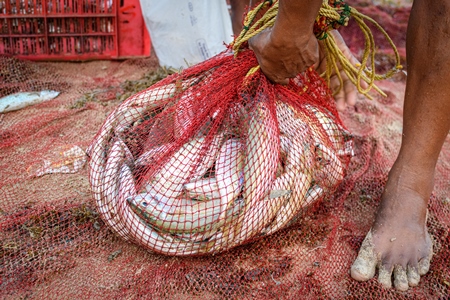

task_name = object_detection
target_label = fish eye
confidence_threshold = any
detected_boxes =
[141,201,148,207]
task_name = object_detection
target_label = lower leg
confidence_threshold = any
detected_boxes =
[351,0,450,291]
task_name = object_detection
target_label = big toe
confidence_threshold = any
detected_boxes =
[351,231,377,281]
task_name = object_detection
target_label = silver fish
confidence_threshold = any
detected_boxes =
[135,143,174,166]
[128,191,233,234]
[231,171,294,246]
[221,100,279,247]
[0,90,60,113]
[305,104,351,154]
[184,177,221,201]
[314,143,344,188]
[117,164,203,255]
[150,136,211,198]
[215,138,245,221]
[101,139,133,240]
[303,185,324,207]
[264,170,312,236]
[174,92,196,139]
[191,133,224,179]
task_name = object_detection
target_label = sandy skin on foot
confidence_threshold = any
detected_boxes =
[350,228,433,291]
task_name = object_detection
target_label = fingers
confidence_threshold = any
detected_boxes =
[323,30,370,109]
[249,27,320,85]
[248,34,293,85]
[328,69,358,111]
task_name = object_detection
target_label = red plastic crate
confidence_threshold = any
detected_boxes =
[0,0,151,60]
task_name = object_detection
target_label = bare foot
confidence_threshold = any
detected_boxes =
[350,163,434,291]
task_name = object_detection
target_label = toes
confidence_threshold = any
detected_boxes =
[393,265,409,291]
[418,255,431,275]
[351,255,377,281]
[350,231,377,281]
[407,265,420,287]
[418,231,433,275]
[377,264,393,289]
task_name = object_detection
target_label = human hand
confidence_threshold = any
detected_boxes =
[316,30,367,111]
[248,28,319,85]
[250,27,365,111]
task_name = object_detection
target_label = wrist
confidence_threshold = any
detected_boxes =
[270,0,322,49]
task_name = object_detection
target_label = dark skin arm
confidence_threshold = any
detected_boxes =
[249,0,322,84]
[249,1,362,110]
[230,0,250,36]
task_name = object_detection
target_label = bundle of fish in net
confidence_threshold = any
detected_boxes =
[87,54,352,255]
[87,0,401,255]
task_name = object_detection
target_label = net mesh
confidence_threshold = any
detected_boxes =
[1,1,449,299]
[87,47,352,256]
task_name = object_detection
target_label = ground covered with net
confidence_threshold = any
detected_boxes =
[1,1,449,299]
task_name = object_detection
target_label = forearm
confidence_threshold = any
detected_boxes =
[271,0,323,44]
[248,0,323,83]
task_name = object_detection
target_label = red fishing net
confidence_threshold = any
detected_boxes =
[87,48,352,256]
[1,0,449,299]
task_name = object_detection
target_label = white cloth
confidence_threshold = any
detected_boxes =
[140,0,233,69]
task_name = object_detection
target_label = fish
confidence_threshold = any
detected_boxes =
[88,123,115,232]
[305,104,351,153]
[135,143,174,166]
[174,92,197,139]
[276,102,304,138]
[114,106,147,135]
[314,143,345,188]
[128,192,233,234]
[101,139,134,240]
[114,83,178,134]
[190,133,224,179]
[242,100,279,209]
[220,99,279,247]
[206,173,293,252]
[283,104,330,149]
[149,136,212,198]
[184,177,219,195]
[172,197,245,244]
[0,90,60,113]
[117,163,203,256]
[263,170,312,236]
[230,171,295,246]
[276,103,315,172]
[215,138,245,221]
[184,177,221,201]
[303,185,324,207]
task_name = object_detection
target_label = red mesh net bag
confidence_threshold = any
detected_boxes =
[87,2,357,256]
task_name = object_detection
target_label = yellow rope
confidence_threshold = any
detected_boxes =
[232,0,402,99]
[232,1,279,55]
